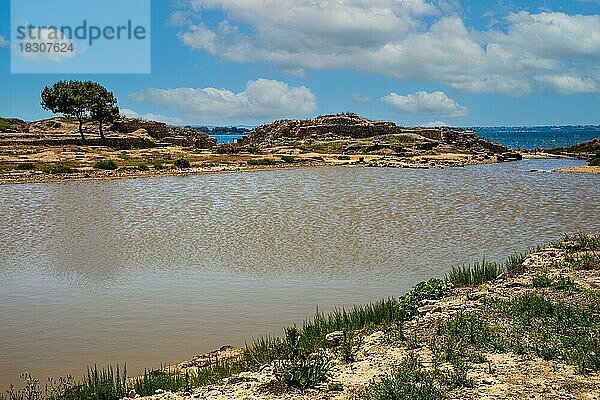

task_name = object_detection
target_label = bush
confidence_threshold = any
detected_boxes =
[174,158,191,169]
[151,160,171,170]
[137,162,149,171]
[279,155,296,163]
[15,162,36,171]
[247,158,277,166]
[274,352,331,391]
[363,353,444,400]
[42,164,75,174]
[588,151,600,166]
[93,160,118,170]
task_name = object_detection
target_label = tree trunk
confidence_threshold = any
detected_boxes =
[99,118,105,139]
[78,118,86,143]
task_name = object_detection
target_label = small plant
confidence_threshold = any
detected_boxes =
[383,323,405,344]
[363,353,444,400]
[247,158,277,166]
[274,351,332,391]
[444,358,474,388]
[2,373,41,400]
[335,331,362,363]
[533,273,578,291]
[279,155,296,163]
[564,252,600,270]
[532,272,553,288]
[15,162,36,171]
[552,275,578,291]
[93,160,118,170]
[137,162,149,171]
[174,158,191,169]
[436,312,494,363]
[150,159,172,170]
[41,164,75,174]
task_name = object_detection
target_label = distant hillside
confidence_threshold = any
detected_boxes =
[240,113,509,156]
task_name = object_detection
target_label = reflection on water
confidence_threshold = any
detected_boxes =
[0,158,599,387]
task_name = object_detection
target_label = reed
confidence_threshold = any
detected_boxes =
[446,258,500,287]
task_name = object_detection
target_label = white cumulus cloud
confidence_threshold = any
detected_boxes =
[129,78,317,124]
[120,108,184,126]
[382,91,468,118]
[173,1,600,95]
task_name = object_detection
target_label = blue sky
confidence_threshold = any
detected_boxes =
[0,0,599,127]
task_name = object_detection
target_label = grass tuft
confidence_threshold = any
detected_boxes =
[92,160,118,170]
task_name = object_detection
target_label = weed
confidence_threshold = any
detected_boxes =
[444,359,474,388]
[335,331,363,363]
[274,351,332,391]
[151,160,171,170]
[92,160,118,170]
[532,273,553,288]
[383,323,405,344]
[492,293,600,374]
[174,158,191,169]
[247,158,277,166]
[559,233,600,252]
[564,252,600,270]
[279,155,296,163]
[41,165,75,174]
[446,258,500,287]
[363,353,444,400]
[15,163,36,171]
[137,163,149,171]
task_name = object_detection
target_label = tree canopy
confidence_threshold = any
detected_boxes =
[41,80,119,142]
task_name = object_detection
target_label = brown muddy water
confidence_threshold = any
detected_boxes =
[1,158,599,387]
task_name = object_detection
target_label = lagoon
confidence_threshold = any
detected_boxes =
[1,158,599,387]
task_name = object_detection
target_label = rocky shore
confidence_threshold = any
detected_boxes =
[0,114,524,185]
[133,236,600,400]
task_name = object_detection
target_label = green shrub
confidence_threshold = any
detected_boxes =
[274,351,331,391]
[151,160,170,170]
[137,162,149,171]
[15,162,36,171]
[444,358,474,388]
[532,273,577,291]
[588,151,600,166]
[492,293,600,373]
[363,353,444,400]
[552,275,578,291]
[279,155,296,163]
[93,160,118,170]
[42,165,75,174]
[532,273,553,288]
[564,252,600,270]
[174,158,191,169]
[247,158,277,166]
